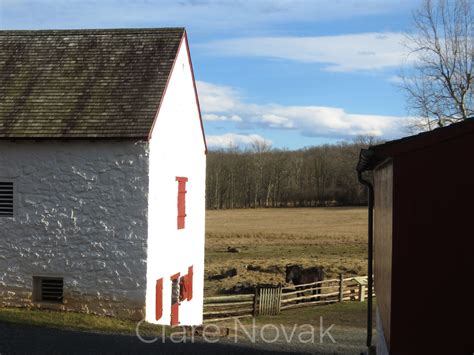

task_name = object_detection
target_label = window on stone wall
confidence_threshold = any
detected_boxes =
[0,182,14,217]
[33,277,64,303]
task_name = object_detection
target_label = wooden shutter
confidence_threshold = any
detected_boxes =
[187,265,193,301]
[175,177,188,230]
[155,278,163,320]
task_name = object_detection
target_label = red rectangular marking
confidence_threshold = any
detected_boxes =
[155,278,163,321]
[176,177,188,230]
[187,266,193,301]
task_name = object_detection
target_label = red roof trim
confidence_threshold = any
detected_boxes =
[184,30,208,154]
[147,30,208,155]
[147,32,184,141]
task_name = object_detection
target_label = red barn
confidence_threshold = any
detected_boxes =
[357,119,474,355]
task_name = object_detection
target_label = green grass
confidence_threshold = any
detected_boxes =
[211,300,375,337]
[253,301,374,328]
[0,307,171,337]
[0,302,374,337]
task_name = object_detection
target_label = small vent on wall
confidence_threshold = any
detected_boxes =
[0,182,13,217]
[33,277,64,303]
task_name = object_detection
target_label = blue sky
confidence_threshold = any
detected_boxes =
[0,0,421,149]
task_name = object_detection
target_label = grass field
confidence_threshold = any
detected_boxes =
[205,207,368,296]
[0,307,168,336]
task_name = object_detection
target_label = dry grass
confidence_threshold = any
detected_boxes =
[205,207,368,295]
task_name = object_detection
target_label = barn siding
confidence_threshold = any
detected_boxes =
[390,131,474,354]
[0,140,149,319]
[373,160,393,350]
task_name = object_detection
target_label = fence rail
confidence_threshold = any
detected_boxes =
[203,274,374,322]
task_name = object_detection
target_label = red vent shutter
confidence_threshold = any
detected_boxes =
[176,177,188,230]
[187,266,193,301]
[155,278,163,321]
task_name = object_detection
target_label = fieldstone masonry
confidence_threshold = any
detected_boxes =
[0,140,150,319]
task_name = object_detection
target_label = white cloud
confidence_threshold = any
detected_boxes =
[387,75,404,84]
[196,81,241,112]
[202,114,242,122]
[207,133,272,149]
[247,104,406,138]
[197,81,409,140]
[261,114,294,128]
[198,32,413,72]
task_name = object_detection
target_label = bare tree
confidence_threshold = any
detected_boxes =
[352,135,380,147]
[402,0,473,131]
[250,139,271,207]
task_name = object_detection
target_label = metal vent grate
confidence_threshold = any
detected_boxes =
[40,278,64,303]
[0,182,13,217]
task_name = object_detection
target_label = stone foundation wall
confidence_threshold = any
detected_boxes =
[0,286,146,320]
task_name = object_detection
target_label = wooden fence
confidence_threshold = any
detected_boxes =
[203,293,256,323]
[203,275,372,323]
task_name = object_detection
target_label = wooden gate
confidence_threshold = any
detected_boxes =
[258,285,282,315]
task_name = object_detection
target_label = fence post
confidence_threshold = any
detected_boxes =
[253,286,259,317]
[359,284,365,302]
[277,284,282,314]
[339,273,344,302]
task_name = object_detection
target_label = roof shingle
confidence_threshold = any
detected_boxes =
[0,28,185,138]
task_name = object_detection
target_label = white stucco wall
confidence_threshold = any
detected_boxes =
[145,37,207,325]
[0,140,149,319]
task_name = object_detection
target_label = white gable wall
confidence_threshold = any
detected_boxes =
[0,140,150,319]
[146,37,206,325]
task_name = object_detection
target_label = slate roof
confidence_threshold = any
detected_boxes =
[0,28,185,138]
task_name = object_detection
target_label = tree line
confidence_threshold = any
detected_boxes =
[206,138,376,209]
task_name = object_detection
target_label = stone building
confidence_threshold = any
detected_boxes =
[0,28,207,326]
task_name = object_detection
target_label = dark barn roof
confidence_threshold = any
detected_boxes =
[0,28,186,139]
[357,118,474,172]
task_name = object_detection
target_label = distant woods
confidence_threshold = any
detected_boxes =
[206,138,377,209]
